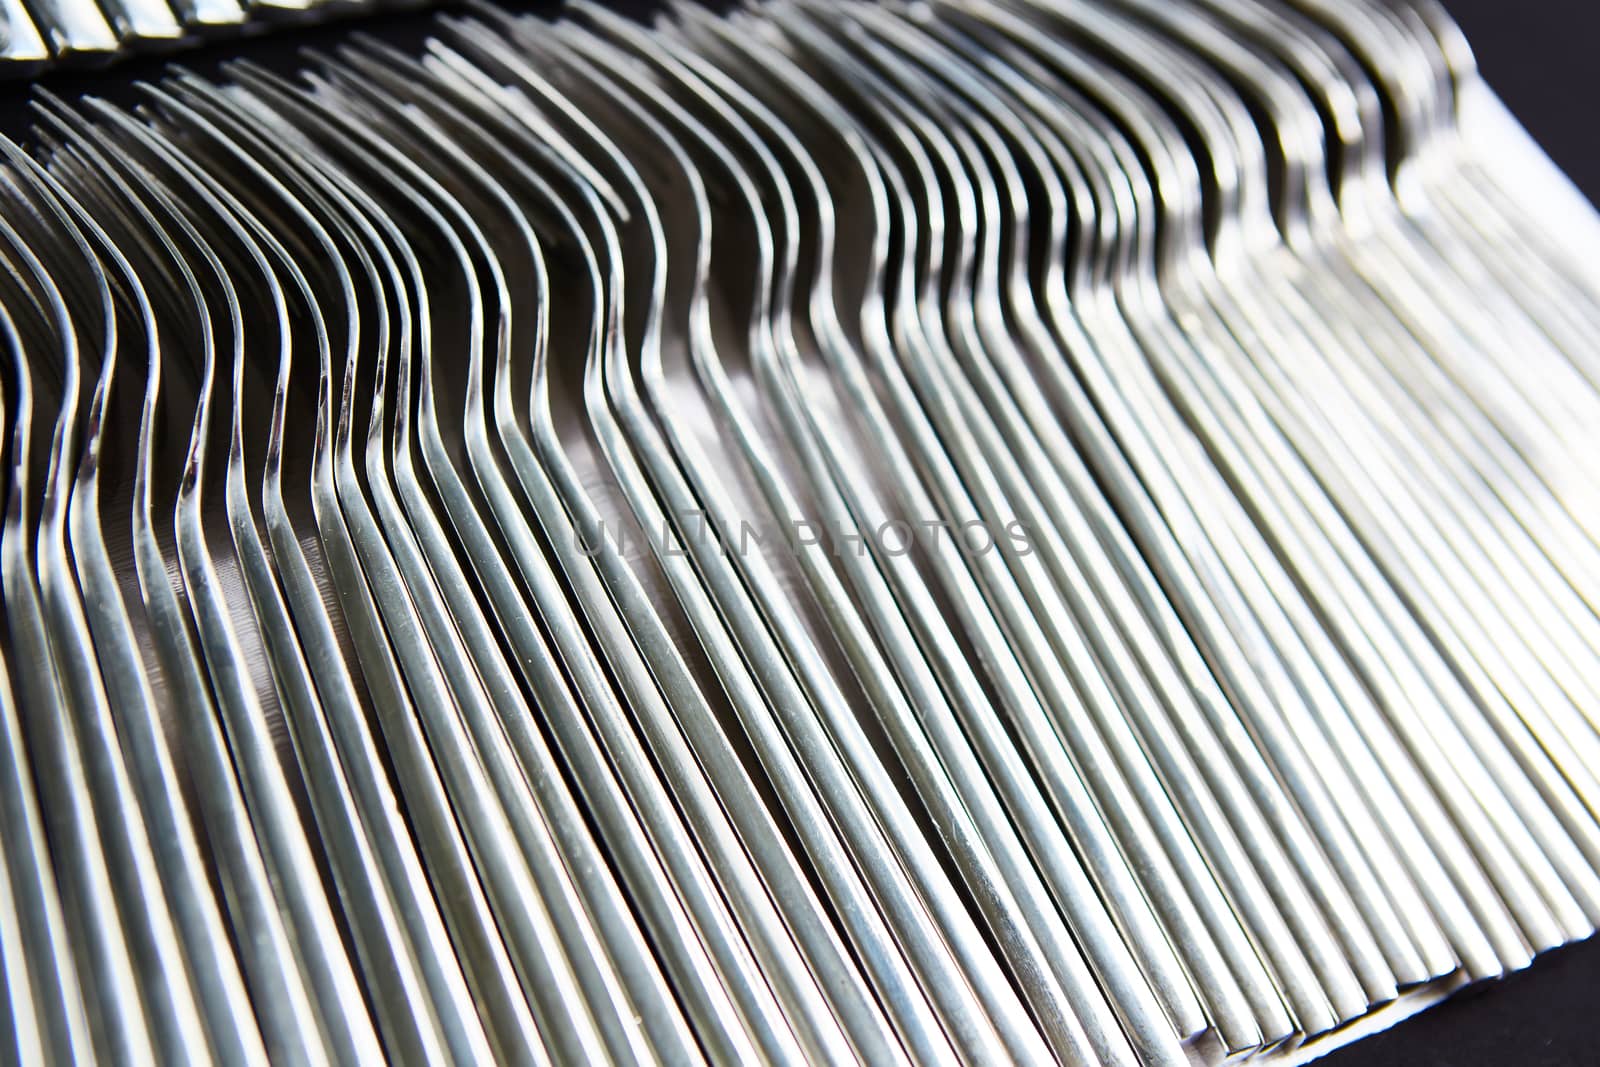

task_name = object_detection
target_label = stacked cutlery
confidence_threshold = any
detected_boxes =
[1,1,1598,1062]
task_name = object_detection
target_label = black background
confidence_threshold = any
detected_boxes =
[1320,940,1598,1066]
[1441,0,1600,209]
[0,0,1595,1063]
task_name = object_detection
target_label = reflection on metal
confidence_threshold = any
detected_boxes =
[1,1,1598,1063]
[0,0,395,74]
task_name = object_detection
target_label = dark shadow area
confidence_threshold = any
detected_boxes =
[1443,0,1600,207]
[1323,937,1599,1066]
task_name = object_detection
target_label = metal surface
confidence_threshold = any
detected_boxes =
[0,1,1598,1063]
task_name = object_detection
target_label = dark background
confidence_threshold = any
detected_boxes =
[0,0,1595,1062]
[1320,940,1598,1066]
[1442,0,1600,205]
